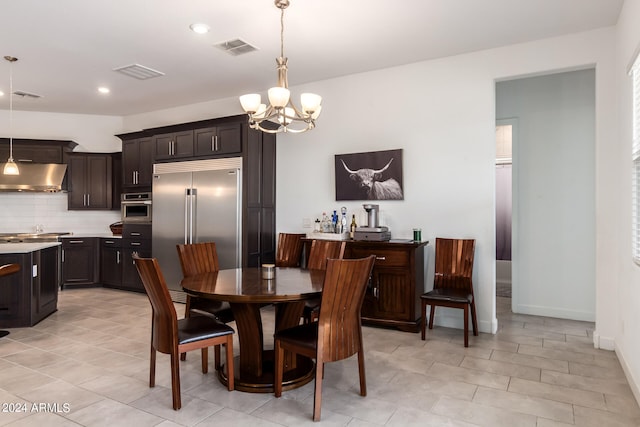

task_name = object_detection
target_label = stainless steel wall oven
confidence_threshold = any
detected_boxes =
[121,192,152,223]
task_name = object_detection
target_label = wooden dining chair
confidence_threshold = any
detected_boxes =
[177,242,234,364]
[302,239,346,323]
[274,255,376,421]
[420,238,478,347]
[0,264,20,338]
[133,255,235,410]
[275,233,306,267]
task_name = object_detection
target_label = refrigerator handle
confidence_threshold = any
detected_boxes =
[184,188,190,244]
[191,188,197,242]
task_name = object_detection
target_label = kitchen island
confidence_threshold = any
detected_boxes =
[0,242,61,327]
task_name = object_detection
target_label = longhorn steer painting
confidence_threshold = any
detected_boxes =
[335,149,404,201]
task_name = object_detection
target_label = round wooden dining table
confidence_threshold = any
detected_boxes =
[181,266,325,393]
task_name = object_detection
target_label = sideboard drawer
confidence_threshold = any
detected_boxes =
[349,247,409,267]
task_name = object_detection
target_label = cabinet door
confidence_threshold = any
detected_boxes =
[34,246,59,323]
[154,131,193,160]
[100,240,122,286]
[194,124,242,156]
[121,244,149,292]
[62,239,97,285]
[173,130,194,158]
[122,137,153,189]
[363,267,412,321]
[122,139,139,187]
[86,155,111,209]
[137,137,153,187]
[67,155,88,209]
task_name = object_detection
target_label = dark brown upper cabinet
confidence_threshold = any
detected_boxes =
[194,123,242,157]
[66,153,113,210]
[153,130,194,160]
[122,137,153,190]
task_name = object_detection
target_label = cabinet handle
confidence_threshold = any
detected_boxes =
[131,242,141,246]
[376,256,386,261]
[68,240,84,244]
[105,240,115,244]
[211,135,215,152]
[117,251,121,264]
[62,250,65,262]
[87,194,90,206]
[214,135,218,151]
[130,232,141,236]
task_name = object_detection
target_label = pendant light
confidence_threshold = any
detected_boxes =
[3,56,19,176]
[239,0,322,134]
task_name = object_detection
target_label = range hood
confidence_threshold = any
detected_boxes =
[0,163,67,192]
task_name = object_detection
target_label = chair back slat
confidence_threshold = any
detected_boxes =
[275,233,306,267]
[433,238,475,293]
[133,256,178,353]
[317,255,375,362]
[307,240,346,270]
[177,242,220,277]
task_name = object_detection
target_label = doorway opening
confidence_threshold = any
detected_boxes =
[495,121,514,305]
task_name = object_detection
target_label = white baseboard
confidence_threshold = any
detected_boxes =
[614,341,640,409]
[514,303,595,322]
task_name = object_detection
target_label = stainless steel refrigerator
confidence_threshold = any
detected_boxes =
[152,157,242,298]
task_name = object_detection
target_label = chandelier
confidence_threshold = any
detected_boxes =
[239,0,322,134]
[3,56,19,176]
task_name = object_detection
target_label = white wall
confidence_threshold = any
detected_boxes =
[496,70,596,321]
[613,0,640,405]
[0,112,123,234]
[273,28,616,336]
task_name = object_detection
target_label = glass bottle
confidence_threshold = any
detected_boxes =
[350,214,357,239]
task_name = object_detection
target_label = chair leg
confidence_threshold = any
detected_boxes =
[149,346,156,388]
[181,303,191,362]
[201,347,208,374]
[214,345,221,371]
[225,336,234,391]
[420,299,427,340]
[470,301,479,336]
[463,305,469,348]
[274,339,283,398]
[313,356,324,422]
[170,352,181,410]
[357,348,367,396]
[428,304,435,329]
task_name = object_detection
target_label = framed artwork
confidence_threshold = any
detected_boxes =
[335,149,404,200]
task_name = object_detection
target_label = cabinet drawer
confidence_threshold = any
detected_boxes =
[123,239,151,250]
[122,224,152,239]
[349,247,409,267]
[102,238,123,248]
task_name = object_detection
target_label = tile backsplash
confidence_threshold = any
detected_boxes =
[0,193,120,234]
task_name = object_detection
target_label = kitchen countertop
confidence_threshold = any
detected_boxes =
[60,233,121,239]
[0,242,61,254]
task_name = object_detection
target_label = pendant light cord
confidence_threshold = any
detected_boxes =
[8,58,13,160]
[280,7,285,59]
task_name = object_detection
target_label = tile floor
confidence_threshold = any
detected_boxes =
[0,289,639,426]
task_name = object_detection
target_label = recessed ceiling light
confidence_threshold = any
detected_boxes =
[190,23,210,34]
[98,87,110,94]
[0,91,4,96]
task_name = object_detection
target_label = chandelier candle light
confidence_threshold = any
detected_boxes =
[239,0,322,134]
[3,56,19,176]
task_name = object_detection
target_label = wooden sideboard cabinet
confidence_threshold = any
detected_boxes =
[345,240,427,332]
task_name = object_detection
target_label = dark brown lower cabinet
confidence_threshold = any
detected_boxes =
[100,225,151,293]
[345,241,427,332]
[61,237,98,288]
[0,245,60,327]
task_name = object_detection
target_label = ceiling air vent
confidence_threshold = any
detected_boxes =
[13,90,42,99]
[214,39,258,56]
[113,64,165,80]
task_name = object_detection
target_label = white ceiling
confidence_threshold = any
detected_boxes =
[0,0,624,117]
